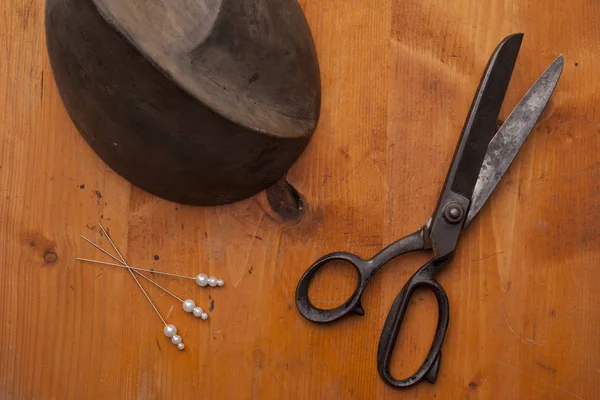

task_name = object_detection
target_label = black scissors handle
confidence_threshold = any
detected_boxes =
[377,255,451,387]
[295,228,426,323]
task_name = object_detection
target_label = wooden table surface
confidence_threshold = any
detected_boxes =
[1,0,599,398]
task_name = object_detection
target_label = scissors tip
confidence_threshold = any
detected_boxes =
[503,32,524,45]
[547,54,565,76]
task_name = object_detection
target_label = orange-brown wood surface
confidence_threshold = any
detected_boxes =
[1,0,599,398]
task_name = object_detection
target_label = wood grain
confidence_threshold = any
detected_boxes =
[1,0,599,398]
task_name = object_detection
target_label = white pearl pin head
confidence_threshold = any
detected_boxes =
[182,299,195,312]
[164,324,177,338]
[196,273,225,288]
[171,335,182,345]
[193,307,209,320]
[165,328,184,349]
[195,274,208,287]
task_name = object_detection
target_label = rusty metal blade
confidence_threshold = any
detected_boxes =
[465,54,564,228]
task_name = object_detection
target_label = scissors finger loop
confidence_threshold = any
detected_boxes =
[295,252,372,323]
[377,263,450,388]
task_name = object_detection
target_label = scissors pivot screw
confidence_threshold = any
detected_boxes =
[443,203,464,224]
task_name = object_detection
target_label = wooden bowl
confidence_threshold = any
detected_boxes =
[45,0,321,205]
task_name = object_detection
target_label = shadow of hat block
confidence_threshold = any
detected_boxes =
[45,0,321,205]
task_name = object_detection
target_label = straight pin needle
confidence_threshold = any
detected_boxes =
[96,224,168,326]
[132,270,184,303]
[76,255,194,280]
[129,268,167,326]
[80,223,187,349]
[78,256,188,305]
[80,236,186,302]
[79,233,225,288]
[80,234,193,279]
[79,225,209,320]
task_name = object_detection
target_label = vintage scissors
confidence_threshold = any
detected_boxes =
[295,33,564,388]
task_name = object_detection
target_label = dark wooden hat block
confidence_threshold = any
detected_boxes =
[45,0,321,205]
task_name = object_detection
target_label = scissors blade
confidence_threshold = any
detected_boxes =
[431,34,522,222]
[446,34,523,200]
[464,54,564,228]
[428,34,523,256]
